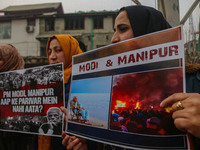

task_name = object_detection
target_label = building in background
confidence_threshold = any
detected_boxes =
[37,10,116,55]
[0,2,116,68]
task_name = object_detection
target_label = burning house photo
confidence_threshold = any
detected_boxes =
[110,68,184,136]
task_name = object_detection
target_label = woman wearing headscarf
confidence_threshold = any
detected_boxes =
[112,5,200,150]
[38,34,83,150]
[62,5,200,150]
[46,34,83,102]
[0,44,24,72]
[111,5,171,43]
[0,44,34,150]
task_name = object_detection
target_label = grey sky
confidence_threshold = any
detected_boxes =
[0,0,135,12]
[0,0,198,15]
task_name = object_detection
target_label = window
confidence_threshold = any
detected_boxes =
[93,16,103,29]
[45,18,55,31]
[40,47,46,57]
[0,22,11,39]
[65,16,84,30]
[27,18,36,26]
[112,16,116,28]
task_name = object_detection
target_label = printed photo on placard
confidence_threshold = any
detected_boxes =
[67,26,189,150]
[0,63,64,137]
[68,76,112,129]
[110,68,183,135]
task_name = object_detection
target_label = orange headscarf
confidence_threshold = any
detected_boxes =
[46,34,83,83]
[0,44,24,72]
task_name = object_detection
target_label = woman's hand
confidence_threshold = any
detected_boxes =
[62,131,88,150]
[160,93,200,138]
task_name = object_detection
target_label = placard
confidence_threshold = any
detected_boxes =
[66,26,190,149]
[0,63,64,137]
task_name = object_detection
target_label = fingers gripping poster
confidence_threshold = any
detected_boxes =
[66,26,190,149]
[0,63,64,137]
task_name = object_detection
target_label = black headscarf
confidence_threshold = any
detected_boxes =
[119,5,172,37]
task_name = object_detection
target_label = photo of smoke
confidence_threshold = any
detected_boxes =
[110,68,183,136]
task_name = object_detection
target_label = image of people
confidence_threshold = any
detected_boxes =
[69,96,89,124]
[38,34,83,150]
[112,110,119,122]
[144,117,165,135]
[0,44,24,72]
[109,69,183,135]
[62,5,200,150]
[0,44,34,150]
[0,1,199,150]
[38,107,62,135]
[68,76,112,129]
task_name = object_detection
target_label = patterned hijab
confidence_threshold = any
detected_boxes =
[0,44,24,72]
[46,34,83,84]
[120,5,172,37]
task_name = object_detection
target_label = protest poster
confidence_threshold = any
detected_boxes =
[0,63,64,137]
[66,26,190,149]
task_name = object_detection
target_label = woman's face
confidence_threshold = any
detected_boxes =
[111,10,134,43]
[48,38,67,68]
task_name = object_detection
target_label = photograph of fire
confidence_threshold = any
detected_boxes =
[110,68,184,136]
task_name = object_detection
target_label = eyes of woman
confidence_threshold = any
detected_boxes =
[114,24,130,34]
[55,48,62,53]
[119,26,129,33]
[48,48,62,55]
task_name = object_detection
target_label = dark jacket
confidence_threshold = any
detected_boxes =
[185,63,200,150]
